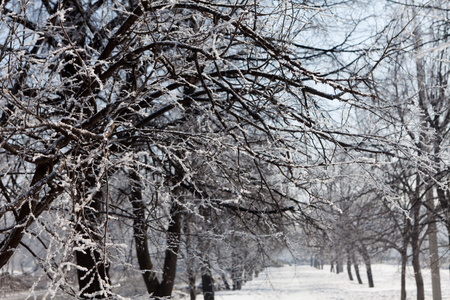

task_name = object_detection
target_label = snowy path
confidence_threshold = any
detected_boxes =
[197,264,450,300]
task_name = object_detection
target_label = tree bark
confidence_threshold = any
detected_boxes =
[346,254,353,281]
[232,257,243,290]
[201,261,215,300]
[352,254,363,284]
[427,188,442,300]
[75,192,111,298]
[360,248,374,288]
[411,197,425,300]
[411,20,432,300]
[400,249,407,300]
[221,272,230,290]
[411,244,425,300]
[75,240,110,299]
[154,201,182,298]
[399,213,410,300]
[183,213,197,300]
[189,272,197,300]
[365,260,374,288]
[130,170,160,294]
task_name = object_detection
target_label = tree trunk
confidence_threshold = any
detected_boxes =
[75,242,110,299]
[412,21,431,300]
[411,197,425,300]
[352,254,362,284]
[365,260,374,288]
[189,272,197,300]
[232,257,243,290]
[221,272,231,290]
[400,249,407,300]
[201,262,215,300]
[183,216,196,300]
[75,216,111,298]
[411,245,425,300]
[336,260,342,274]
[244,262,253,282]
[154,201,182,298]
[346,254,353,281]
[75,170,111,299]
[427,188,442,300]
[360,248,374,288]
[399,213,411,300]
[130,170,160,294]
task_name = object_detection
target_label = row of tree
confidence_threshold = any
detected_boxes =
[0,0,449,299]
[307,2,450,299]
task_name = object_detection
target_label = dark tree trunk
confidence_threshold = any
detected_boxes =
[233,277,242,290]
[244,263,253,282]
[354,263,363,284]
[353,254,363,284]
[154,201,182,298]
[413,40,430,299]
[75,243,110,299]
[347,254,353,281]
[201,262,215,300]
[400,249,407,300]
[400,214,410,300]
[360,249,374,288]
[411,241,425,300]
[65,1,109,295]
[365,261,374,288]
[411,196,425,300]
[221,272,231,290]
[232,259,243,290]
[130,170,160,294]
[75,222,111,298]
[315,255,323,270]
[74,169,111,299]
[189,272,197,300]
[183,213,197,300]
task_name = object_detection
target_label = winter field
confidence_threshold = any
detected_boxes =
[193,264,450,300]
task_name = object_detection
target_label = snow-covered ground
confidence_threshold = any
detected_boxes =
[196,264,450,300]
[2,264,450,299]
